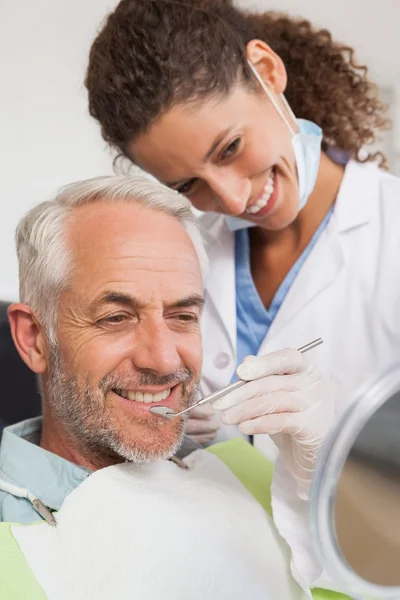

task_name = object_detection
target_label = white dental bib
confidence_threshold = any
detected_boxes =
[12,449,307,600]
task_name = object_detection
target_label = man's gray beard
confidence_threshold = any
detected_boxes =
[46,343,197,466]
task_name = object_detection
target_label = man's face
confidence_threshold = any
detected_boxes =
[45,201,203,467]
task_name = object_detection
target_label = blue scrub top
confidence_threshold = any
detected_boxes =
[233,207,334,380]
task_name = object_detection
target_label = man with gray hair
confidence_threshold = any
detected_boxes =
[1,175,207,524]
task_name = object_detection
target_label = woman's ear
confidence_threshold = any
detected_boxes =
[246,39,287,94]
[8,304,48,374]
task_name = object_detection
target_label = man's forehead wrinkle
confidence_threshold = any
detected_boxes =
[108,256,198,265]
[107,253,197,264]
[79,255,201,278]
[79,267,200,280]
[102,267,200,276]
[86,252,199,268]
[85,240,196,256]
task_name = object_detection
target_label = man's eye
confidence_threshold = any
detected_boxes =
[174,313,198,322]
[221,138,241,160]
[102,314,128,324]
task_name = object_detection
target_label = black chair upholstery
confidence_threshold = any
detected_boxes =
[0,302,41,425]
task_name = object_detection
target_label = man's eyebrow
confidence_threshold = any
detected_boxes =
[89,292,140,311]
[169,295,205,311]
[89,292,204,311]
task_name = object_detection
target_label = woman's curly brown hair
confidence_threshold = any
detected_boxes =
[86,0,390,167]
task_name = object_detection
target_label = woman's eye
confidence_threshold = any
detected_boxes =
[176,178,197,196]
[221,138,241,160]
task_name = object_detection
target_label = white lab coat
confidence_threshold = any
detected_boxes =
[199,159,400,445]
[198,160,400,586]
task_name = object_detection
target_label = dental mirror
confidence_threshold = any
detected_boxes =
[311,366,400,599]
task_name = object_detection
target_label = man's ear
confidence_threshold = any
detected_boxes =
[8,304,48,374]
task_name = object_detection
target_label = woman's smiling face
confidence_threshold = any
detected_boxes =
[129,83,303,232]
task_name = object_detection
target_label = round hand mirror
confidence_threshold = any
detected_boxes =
[311,367,400,599]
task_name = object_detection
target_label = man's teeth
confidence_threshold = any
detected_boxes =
[115,389,171,403]
[246,172,275,215]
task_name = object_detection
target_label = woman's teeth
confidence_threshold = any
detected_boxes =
[246,172,275,215]
[115,389,171,403]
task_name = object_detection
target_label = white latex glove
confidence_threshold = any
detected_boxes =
[211,348,334,499]
[185,404,221,447]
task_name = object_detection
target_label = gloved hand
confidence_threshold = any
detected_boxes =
[185,404,221,447]
[211,348,334,499]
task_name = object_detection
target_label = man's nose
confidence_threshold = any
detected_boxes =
[208,171,251,216]
[131,320,181,376]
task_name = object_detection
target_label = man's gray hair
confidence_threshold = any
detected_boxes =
[16,176,208,342]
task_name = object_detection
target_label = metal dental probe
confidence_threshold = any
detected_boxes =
[150,338,323,418]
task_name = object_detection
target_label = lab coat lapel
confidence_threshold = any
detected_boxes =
[265,220,344,341]
[265,160,376,343]
[199,160,377,357]
[201,213,237,355]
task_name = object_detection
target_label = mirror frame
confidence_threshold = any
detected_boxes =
[310,366,400,599]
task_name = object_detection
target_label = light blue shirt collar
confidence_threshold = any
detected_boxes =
[0,417,90,511]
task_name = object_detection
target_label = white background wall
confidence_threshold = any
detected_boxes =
[1,0,399,300]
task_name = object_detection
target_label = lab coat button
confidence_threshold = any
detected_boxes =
[214,352,230,369]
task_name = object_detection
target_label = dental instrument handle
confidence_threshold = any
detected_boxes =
[174,338,323,417]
